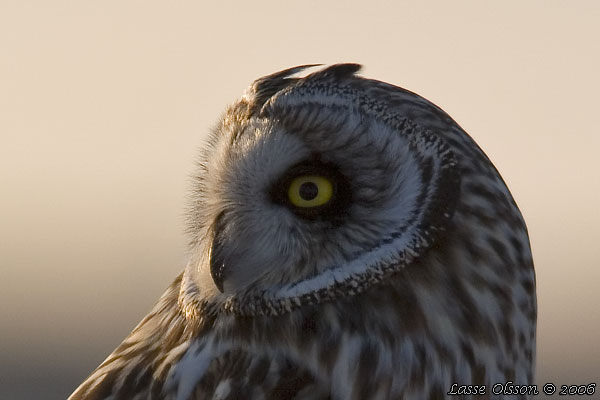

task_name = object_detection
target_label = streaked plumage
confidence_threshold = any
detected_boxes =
[70,64,536,400]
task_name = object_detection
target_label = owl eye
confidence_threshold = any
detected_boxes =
[270,159,352,221]
[288,175,333,208]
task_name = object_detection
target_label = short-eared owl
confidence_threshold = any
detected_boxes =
[69,64,536,400]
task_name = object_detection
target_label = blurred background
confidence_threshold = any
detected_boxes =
[1,1,599,398]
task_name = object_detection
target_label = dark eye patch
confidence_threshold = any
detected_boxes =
[269,158,352,222]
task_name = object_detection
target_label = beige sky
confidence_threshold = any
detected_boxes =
[1,1,599,398]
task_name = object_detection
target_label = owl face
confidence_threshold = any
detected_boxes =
[187,65,458,314]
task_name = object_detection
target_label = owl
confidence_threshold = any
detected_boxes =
[69,64,536,400]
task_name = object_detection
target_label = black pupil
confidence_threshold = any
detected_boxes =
[299,182,319,201]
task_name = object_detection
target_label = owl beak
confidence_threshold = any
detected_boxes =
[209,213,227,293]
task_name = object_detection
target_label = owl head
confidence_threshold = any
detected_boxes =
[184,64,464,316]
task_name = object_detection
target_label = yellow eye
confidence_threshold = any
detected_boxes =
[287,175,333,208]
